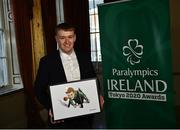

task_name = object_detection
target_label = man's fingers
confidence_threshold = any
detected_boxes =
[49,109,65,124]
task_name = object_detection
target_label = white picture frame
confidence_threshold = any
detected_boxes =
[49,78,101,121]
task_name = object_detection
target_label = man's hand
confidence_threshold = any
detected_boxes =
[49,109,64,124]
[100,95,104,109]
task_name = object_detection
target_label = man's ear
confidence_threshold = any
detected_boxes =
[74,34,76,42]
[55,35,58,41]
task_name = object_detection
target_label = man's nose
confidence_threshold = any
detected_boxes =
[65,38,69,43]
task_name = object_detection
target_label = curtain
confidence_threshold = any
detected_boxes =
[11,0,43,128]
[63,0,91,61]
[41,0,57,54]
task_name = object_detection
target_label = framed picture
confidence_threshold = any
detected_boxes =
[49,78,101,121]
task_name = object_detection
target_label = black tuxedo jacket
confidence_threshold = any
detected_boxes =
[34,50,96,110]
[34,50,96,128]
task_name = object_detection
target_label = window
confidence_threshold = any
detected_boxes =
[56,0,64,24]
[0,0,23,94]
[0,28,8,87]
[89,0,103,62]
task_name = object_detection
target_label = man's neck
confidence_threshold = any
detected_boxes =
[59,48,74,56]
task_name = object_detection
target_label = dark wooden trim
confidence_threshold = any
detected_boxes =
[173,72,180,76]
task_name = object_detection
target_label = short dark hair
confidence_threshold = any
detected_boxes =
[55,22,76,35]
[66,87,75,94]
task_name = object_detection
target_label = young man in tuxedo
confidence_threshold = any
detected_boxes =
[34,22,104,128]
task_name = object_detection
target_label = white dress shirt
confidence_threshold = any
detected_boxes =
[59,49,80,82]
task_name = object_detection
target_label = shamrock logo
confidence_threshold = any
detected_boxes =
[123,39,143,65]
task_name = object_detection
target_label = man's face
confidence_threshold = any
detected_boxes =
[55,29,76,54]
[67,91,75,99]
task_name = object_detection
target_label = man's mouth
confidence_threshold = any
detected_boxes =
[64,44,71,48]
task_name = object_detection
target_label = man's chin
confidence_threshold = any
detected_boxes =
[65,49,73,54]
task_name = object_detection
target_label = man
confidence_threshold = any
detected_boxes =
[34,22,103,128]
[64,87,90,108]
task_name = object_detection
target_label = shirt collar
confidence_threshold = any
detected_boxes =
[59,48,75,60]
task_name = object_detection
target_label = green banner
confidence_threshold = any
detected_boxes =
[98,0,176,128]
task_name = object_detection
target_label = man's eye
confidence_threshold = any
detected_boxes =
[60,37,65,40]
